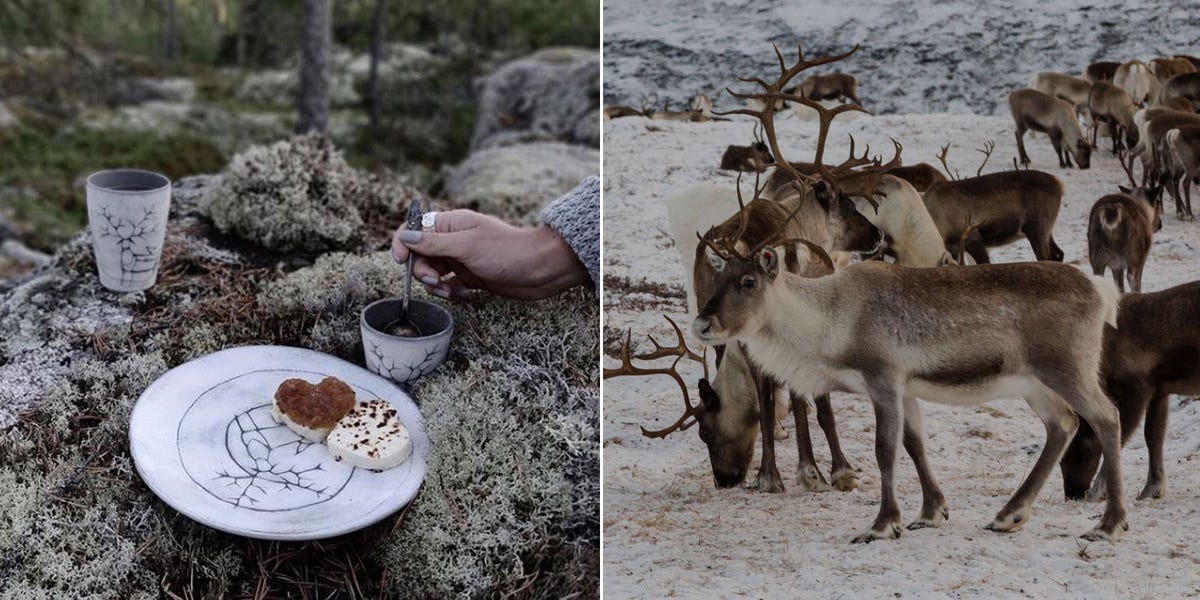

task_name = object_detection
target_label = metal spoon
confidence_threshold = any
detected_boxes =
[383,197,424,337]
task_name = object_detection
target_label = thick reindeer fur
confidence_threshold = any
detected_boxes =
[1010,89,1093,169]
[1150,57,1197,83]
[1158,72,1200,112]
[1165,125,1200,221]
[1086,61,1121,83]
[1089,82,1139,153]
[1061,281,1200,502]
[1029,72,1093,116]
[693,257,1128,543]
[1087,191,1162,292]
[923,170,1065,263]
[849,175,951,266]
[886,163,949,192]
[1114,61,1157,107]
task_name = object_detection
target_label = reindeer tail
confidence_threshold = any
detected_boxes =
[1102,203,1122,229]
[1089,275,1120,328]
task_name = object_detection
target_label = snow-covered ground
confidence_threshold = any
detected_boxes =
[603,0,1200,116]
[601,112,1200,598]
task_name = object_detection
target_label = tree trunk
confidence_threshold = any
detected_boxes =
[367,0,386,132]
[296,0,331,134]
[162,0,179,61]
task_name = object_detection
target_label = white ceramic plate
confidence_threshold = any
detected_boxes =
[129,345,429,540]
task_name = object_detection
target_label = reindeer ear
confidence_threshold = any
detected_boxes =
[812,180,833,210]
[1118,185,1132,195]
[706,247,726,271]
[698,378,719,412]
[757,246,780,277]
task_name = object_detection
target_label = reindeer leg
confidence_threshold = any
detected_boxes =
[852,378,904,543]
[816,393,858,491]
[1139,392,1169,500]
[1111,267,1126,294]
[1185,173,1196,222]
[987,387,1077,532]
[790,391,830,492]
[965,233,990,265]
[1130,256,1145,294]
[902,396,948,530]
[775,388,790,440]
[1063,381,1129,541]
[754,373,785,493]
[1049,236,1065,262]
[1015,128,1031,166]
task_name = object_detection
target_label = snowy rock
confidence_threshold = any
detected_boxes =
[471,47,600,151]
[444,142,599,222]
[0,100,18,128]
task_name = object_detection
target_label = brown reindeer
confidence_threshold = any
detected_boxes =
[1114,61,1158,107]
[1160,96,1196,113]
[1150,57,1197,83]
[1030,72,1093,118]
[785,72,862,105]
[1061,281,1200,501]
[603,105,645,120]
[922,155,1065,263]
[1086,158,1163,293]
[1086,61,1121,82]
[886,163,948,192]
[1164,124,1200,221]
[1010,88,1093,169]
[691,165,1127,543]
[1158,71,1200,110]
[720,123,776,172]
[1089,81,1139,153]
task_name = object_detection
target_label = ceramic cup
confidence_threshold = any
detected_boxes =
[360,298,454,384]
[86,169,172,292]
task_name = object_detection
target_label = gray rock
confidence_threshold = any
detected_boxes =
[471,47,599,151]
[444,142,599,223]
[0,100,18,128]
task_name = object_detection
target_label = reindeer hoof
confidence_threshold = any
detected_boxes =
[1081,517,1129,543]
[851,523,902,543]
[831,468,859,492]
[986,507,1029,533]
[1085,479,1107,503]
[908,505,949,530]
[1137,481,1165,501]
[795,464,832,493]
[755,470,785,493]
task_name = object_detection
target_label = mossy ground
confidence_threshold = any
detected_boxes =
[0,156,598,597]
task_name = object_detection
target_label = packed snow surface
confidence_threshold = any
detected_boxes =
[602,112,1200,598]
[603,0,1200,116]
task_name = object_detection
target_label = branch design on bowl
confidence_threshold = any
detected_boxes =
[367,340,441,382]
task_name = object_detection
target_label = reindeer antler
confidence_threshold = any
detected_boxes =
[1116,146,1138,187]
[603,316,709,438]
[937,143,961,181]
[975,140,995,177]
[956,212,978,265]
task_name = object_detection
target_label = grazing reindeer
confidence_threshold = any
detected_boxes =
[1175,55,1200,70]
[1060,281,1200,501]
[1087,157,1163,292]
[720,123,776,172]
[1128,107,1200,182]
[1030,72,1093,118]
[785,72,862,105]
[1135,112,1200,218]
[1164,124,1200,221]
[1010,88,1093,169]
[886,163,948,192]
[923,145,1066,263]
[692,188,1127,542]
[1160,96,1196,113]
[705,45,1127,544]
[1089,81,1139,153]
[1157,71,1200,110]
[650,93,715,122]
[1114,61,1158,107]
[603,105,645,120]
[1086,61,1121,82]
[1149,57,1197,83]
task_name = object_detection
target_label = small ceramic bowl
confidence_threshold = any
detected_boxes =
[360,298,454,385]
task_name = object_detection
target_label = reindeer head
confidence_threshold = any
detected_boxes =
[1074,139,1094,169]
[603,317,756,487]
[1118,148,1163,232]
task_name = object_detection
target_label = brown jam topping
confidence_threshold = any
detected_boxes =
[274,377,356,428]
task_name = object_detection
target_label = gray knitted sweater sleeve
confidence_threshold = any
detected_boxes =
[539,175,600,292]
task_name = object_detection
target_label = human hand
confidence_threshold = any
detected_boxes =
[391,209,589,300]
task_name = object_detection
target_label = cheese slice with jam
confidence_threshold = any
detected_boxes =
[326,399,412,470]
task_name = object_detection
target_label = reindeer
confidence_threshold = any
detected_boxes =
[1128,106,1199,181]
[1160,96,1196,113]
[784,72,862,105]
[1089,81,1138,153]
[1149,57,1197,83]
[885,163,948,192]
[1114,61,1157,107]
[1087,156,1163,293]
[689,66,1128,540]
[1164,124,1200,221]
[1175,55,1200,70]
[1086,61,1121,82]
[649,93,716,122]
[1029,72,1094,119]
[1060,280,1200,502]
[1010,88,1093,169]
[1134,112,1200,218]
[720,123,776,172]
[1157,71,1200,110]
[603,105,645,120]
[923,145,1066,263]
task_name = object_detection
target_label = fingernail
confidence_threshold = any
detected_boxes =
[397,230,421,244]
[431,287,451,299]
[420,276,439,286]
